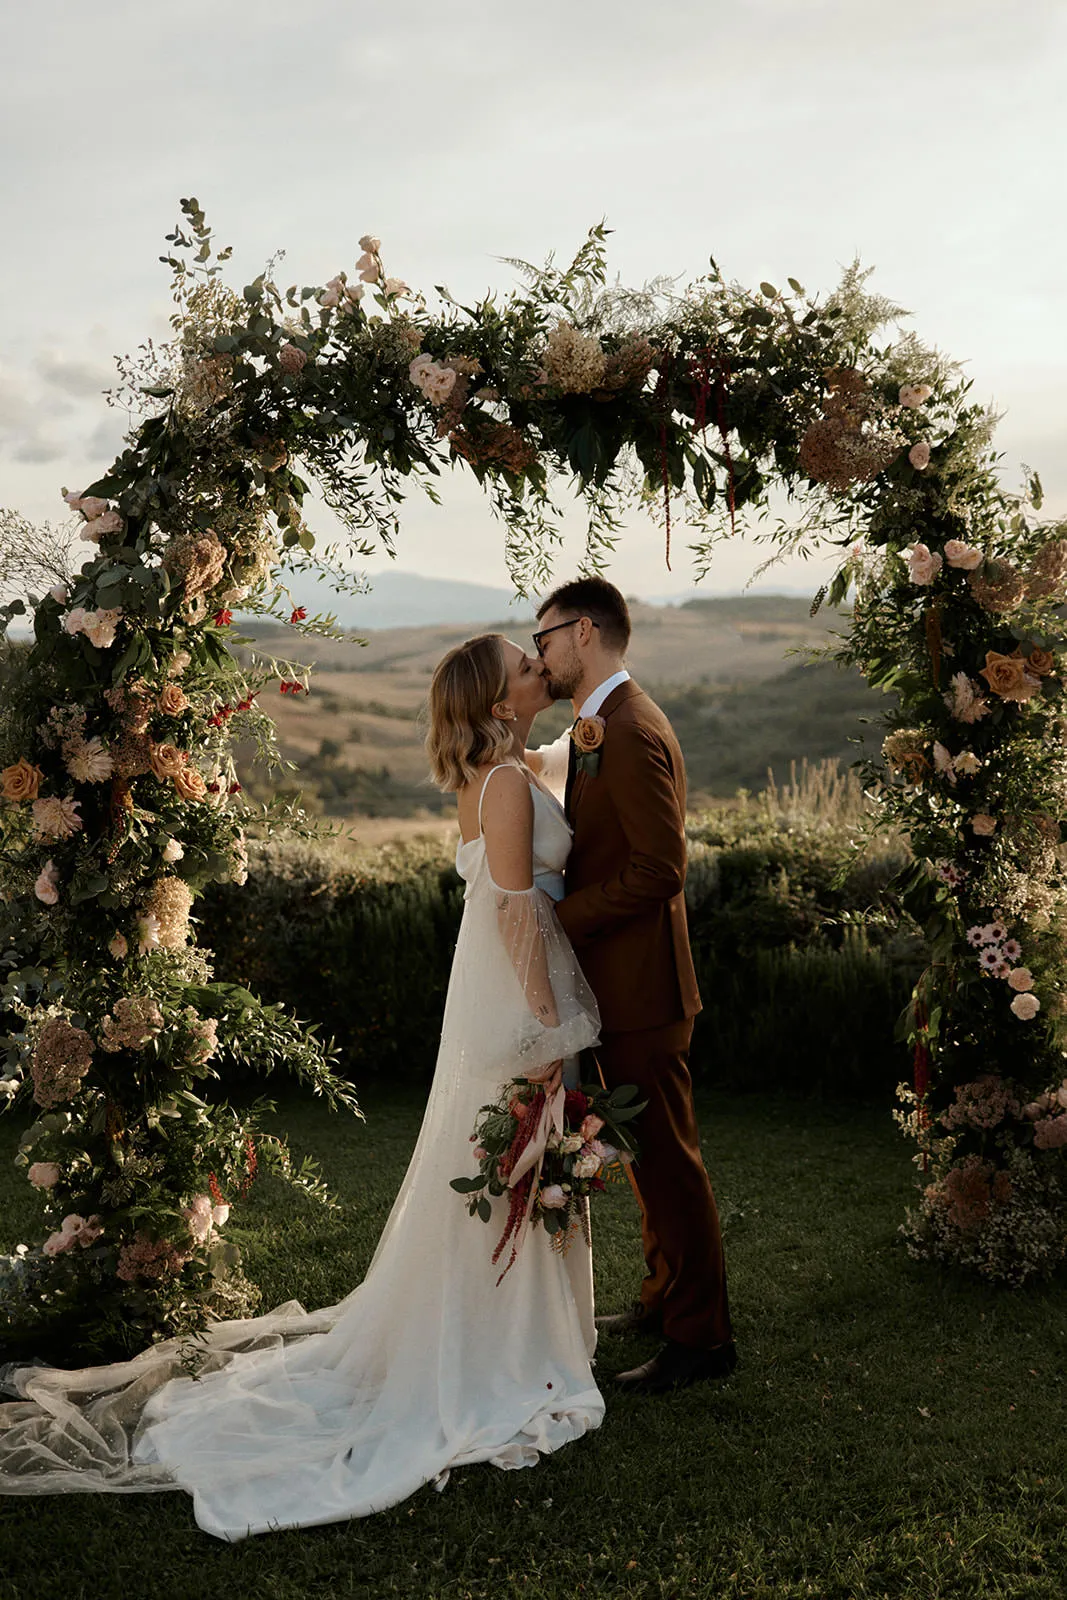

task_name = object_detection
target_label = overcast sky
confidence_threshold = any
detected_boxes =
[4,0,1066,602]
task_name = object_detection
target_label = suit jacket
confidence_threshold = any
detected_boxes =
[555,680,701,1033]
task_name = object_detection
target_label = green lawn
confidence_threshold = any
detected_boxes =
[1,1088,1065,1600]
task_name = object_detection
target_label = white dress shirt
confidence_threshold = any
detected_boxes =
[578,669,631,719]
[533,670,632,803]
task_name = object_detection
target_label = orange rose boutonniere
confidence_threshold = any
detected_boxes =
[570,715,606,776]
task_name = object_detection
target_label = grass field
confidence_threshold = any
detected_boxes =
[1,1088,1065,1600]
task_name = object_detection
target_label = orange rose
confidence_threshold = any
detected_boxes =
[158,683,190,716]
[570,716,606,754]
[172,765,207,802]
[1026,647,1056,677]
[149,742,185,781]
[978,650,1040,702]
[1,758,44,802]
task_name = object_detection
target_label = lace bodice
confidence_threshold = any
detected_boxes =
[456,768,571,900]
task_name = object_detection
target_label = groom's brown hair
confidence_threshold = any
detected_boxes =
[537,577,631,653]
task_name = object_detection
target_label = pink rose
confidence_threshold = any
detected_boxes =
[908,442,931,471]
[899,383,934,408]
[383,277,409,298]
[34,859,60,905]
[75,495,109,520]
[1010,993,1041,1021]
[28,1161,61,1188]
[83,607,122,649]
[579,1113,604,1141]
[539,1184,567,1209]
[80,510,123,543]
[573,1148,603,1179]
[42,1228,76,1256]
[358,235,381,254]
[944,539,983,571]
[278,343,308,374]
[907,542,943,585]
[356,253,379,284]
[184,1194,214,1243]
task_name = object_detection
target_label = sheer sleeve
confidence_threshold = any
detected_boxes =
[491,884,600,1070]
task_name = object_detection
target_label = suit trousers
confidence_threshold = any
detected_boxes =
[593,1018,732,1352]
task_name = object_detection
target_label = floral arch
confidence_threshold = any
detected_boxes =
[1,200,1065,1358]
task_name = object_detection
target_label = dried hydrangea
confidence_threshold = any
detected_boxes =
[111,731,154,779]
[1026,537,1067,602]
[798,368,903,490]
[543,322,607,394]
[145,876,194,949]
[182,1008,220,1066]
[32,1017,94,1108]
[163,530,228,601]
[449,421,538,475]
[882,728,929,784]
[938,1075,1021,1132]
[595,337,654,396]
[968,557,1027,614]
[98,996,165,1053]
[116,1232,189,1283]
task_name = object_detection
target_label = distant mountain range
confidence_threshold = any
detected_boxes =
[265,569,816,632]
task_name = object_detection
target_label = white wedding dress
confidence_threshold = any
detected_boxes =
[0,768,604,1540]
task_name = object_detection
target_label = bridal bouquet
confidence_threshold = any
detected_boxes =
[452,1078,643,1282]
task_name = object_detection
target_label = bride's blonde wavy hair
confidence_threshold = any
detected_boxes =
[426,633,514,792]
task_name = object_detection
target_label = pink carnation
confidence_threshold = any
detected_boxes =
[28,1161,61,1188]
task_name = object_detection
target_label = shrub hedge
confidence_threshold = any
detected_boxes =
[200,810,922,1101]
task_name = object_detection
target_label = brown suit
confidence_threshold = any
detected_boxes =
[555,680,732,1352]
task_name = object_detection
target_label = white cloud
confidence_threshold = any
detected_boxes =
[2,0,1066,593]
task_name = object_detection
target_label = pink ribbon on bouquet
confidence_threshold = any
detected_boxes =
[497,1081,566,1275]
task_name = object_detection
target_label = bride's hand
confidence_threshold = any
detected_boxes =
[525,1059,564,1096]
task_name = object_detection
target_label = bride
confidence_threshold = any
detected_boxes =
[0,634,603,1540]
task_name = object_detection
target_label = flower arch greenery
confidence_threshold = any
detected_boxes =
[2,200,1066,1359]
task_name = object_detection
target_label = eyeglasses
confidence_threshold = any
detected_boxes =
[532,618,599,657]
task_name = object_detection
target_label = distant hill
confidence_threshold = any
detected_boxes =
[253,568,820,633]
[241,594,891,816]
[263,570,533,632]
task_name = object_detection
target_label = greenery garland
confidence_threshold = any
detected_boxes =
[1,201,1065,1362]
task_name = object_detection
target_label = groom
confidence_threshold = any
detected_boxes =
[534,577,735,1394]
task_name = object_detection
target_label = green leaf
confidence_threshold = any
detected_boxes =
[475,1196,493,1223]
[449,1175,487,1195]
[760,282,777,298]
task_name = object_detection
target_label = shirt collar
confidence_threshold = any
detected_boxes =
[579,669,631,719]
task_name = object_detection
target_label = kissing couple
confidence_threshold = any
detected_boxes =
[0,576,734,1540]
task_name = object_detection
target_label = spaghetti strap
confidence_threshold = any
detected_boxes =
[477,762,520,833]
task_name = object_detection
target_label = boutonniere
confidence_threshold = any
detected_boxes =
[570,715,606,777]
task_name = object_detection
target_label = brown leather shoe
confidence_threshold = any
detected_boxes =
[614,1339,738,1393]
[595,1301,663,1338]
